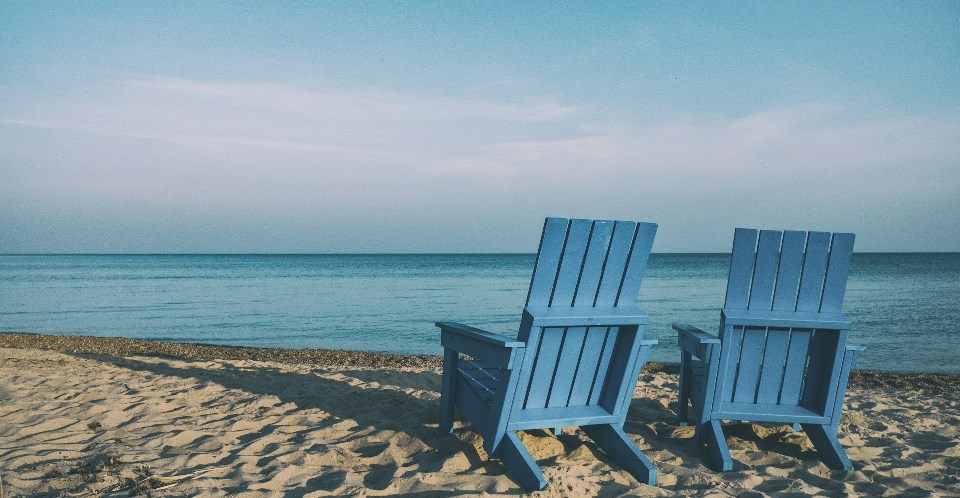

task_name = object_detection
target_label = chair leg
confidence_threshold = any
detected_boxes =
[582,424,657,486]
[802,423,853,470]
[438,348,458,434]
[677,351,691,426]
[706,420,733,471]
[551,426,562,436]
[500,431,548,491]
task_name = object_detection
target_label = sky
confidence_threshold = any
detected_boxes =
[1,2,958,253]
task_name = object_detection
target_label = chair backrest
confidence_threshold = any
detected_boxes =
[526,217,658,309]
[717,228,855,414]
[725,228,855,313]
[513,218,657,417]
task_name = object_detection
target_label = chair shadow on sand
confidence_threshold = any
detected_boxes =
[67,353,716,496]
[71,353,492,496]
[71,353,833,495]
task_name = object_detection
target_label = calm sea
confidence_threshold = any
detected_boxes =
[1,254,958,373]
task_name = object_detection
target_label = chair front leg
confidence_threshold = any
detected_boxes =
[678,350,692,426]
[438,348,459,434]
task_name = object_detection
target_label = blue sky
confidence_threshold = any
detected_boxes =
[1,1,958,252]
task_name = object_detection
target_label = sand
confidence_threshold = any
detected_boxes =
[1,333,958,497]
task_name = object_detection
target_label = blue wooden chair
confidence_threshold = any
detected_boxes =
[674,228,864,471]
[437,217,659,491]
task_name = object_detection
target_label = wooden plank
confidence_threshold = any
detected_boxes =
[437,321,524,347]
[778,329,811,405]
[732,327,766,403]
[567,327,607,406]
[600,325,641,413]
[439,348,459,433]
[820,233,855,313]
[748,230,782,310]
[717,325,743,403]
[548,219,592,307]
[796,231,831,312]
[581,424,657,485]
[614,336,655,425]
[588,327,618,404]
[594,221,637,306]
[485,355,525,455]
[675,323,720,359]
[716,402,830,424]
[508,319,541,410]
[526,218,569,307]
[573,220,614,306]
[547,327,587,407]
[615,222,657,306]
[772,230,806,311]
[724,228,758,309]
[507,404,617,429]
[720,308,850,329]
[454,376,491,431]
[525,305,649,328]
[523,328,564,409]
[440,330,519,366]
[830,344,862,428]
[802,423,853,470]
[754,327,790,404]
[678,350,692,424]
[500,431,547,491]
[697,331,724,445]
[801,329,842,413]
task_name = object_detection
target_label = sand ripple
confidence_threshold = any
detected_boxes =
[1,347,958,497]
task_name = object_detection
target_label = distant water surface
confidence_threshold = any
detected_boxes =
[1,253,958,373]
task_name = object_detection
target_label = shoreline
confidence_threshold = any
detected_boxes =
[2,331,957,390]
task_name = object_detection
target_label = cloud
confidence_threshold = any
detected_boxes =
[2,76,958,251]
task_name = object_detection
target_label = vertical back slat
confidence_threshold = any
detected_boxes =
[772,231,806,311]
[573,221,615,306]
[615,222,657,306]
[748,230,782,310]
[566,327,607,406]
[547,327,587,407]
[524,328,564,409]
[594,221,638,306]
[526,218,569,307]
[800,330,840,412]
[820,233,855,313]
[724,228,758,309]
[548,220,593,307]
[755,328,791,404]
[719,326,743,402]
[796,232,831,312]
[778,329,811,405]
[732,327,766,403]
[588,327,618,404]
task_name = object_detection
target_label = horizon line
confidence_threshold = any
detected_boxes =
[2,251,958,256]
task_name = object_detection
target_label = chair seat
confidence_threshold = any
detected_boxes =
[458,359,503,407]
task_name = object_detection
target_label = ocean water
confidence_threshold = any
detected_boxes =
[0,254,958,373]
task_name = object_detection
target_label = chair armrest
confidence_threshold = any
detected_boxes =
[845,343,865,352]
[673,323,719,360]
[639,338,658,346]
[436,321,524,367]
[523,306,649,328]
[436,322,524,348]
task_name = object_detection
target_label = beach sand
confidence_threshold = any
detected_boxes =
[1,333,958,497]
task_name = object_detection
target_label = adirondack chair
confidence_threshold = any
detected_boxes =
[436,217,659,491]
[674,228,864,472]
